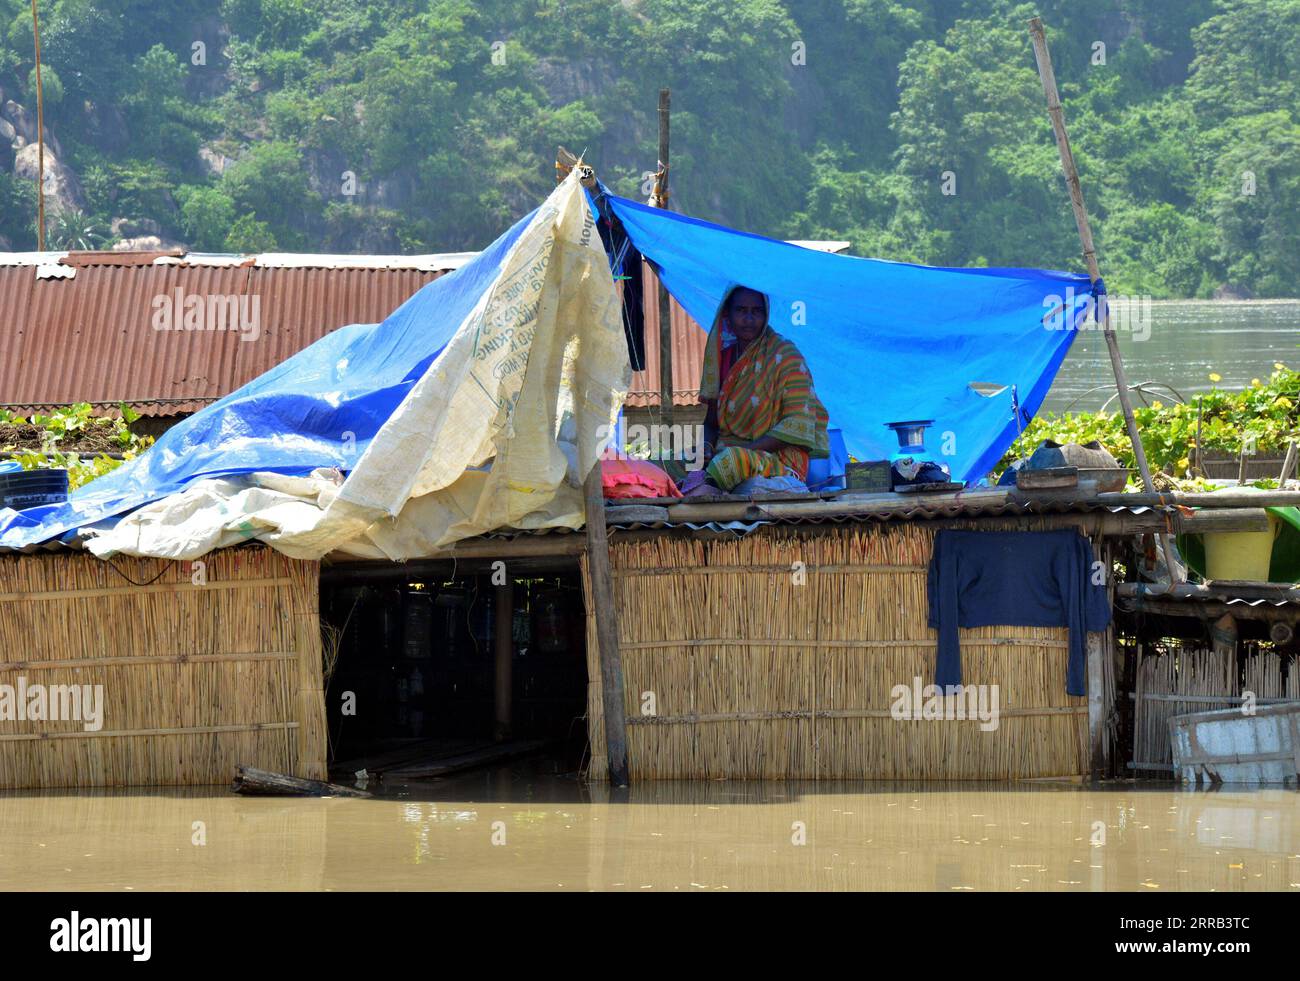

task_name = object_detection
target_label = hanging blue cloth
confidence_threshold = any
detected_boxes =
[601,194,1094,483]
[926,529,1111,696]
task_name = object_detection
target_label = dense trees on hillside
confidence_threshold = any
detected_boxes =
[0,0,1296,296]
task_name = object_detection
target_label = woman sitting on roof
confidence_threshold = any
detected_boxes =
[693,285,829,493]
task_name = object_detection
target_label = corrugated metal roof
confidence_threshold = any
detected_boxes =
[0,253,456,416]
[65,250,184,267]
[0,250,479,271]
[605,496,1166,530]
[1119,583,1300,608]
[628,263,707,408]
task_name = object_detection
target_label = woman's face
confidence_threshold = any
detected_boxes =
[727,288,766,344]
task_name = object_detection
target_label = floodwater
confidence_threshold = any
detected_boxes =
[1,764,1297,891]
[1044,299,1299,413]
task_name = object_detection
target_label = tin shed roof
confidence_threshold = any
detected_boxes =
[0,251,469,416]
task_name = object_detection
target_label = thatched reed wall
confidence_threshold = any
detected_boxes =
[1133,641,1296,772]
[0,546,327,789]
[585,522,1091,780]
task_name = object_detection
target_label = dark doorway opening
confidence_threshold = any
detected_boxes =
[320,564,588,783]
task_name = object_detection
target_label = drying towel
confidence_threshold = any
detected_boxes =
[926,529,1111,696]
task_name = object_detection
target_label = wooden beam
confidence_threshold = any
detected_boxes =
[1116,596,1298,623]
[630,489,1300,513]
[321,533,586,573]
[0,721,297,744]
[618,636,1068,651]
[583,462,629,785]
[0,575,295,604]
[231,764,369,798]
[1176,508,1272,534]
[627,706,1086,726]
[662,490,1011,524]
[607,508,1180,543]
[1027,17,1182,583]
[1094,490,1300,508]
[1117,581,1300,602]
[320,554,579,584]
[0,651,296,671]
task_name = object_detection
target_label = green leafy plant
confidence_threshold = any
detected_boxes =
[999,365,1299,486]
[45,210,112,251]
[2,403,155,492]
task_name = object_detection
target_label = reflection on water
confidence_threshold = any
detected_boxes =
[1045,299,1299,413]
[1,765,1297,891]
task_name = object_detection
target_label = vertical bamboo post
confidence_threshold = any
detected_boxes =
[30,0,46,251]
[1086,630,1105,779]
[583,463,629,785]
[654,89,674,448]
[493,577,513,741]
[1027,17,1182,582]
[1279,440,1297,485]
[291,559,328,780]
[1085,536,1112,781]
[555,147,629,783]
[1195,397,1204,476]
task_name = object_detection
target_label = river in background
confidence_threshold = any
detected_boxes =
[1042,300,1299,415]
[1,764,1296,891]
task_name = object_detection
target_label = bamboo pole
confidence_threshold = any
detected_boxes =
[1086,629,1105,781]
[1278,440,1297,485]
[1175,508,1271,534]
[29,0,45,250]
[1027,17,1183,583]
[1195,397,1204,476]
[1096,490,1300,508]
[1116,581,1298,601]
[654,89,674,446]
[556,146,631,784]
[584,461,630,785]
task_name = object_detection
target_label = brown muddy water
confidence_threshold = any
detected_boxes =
[1,764,1297,891]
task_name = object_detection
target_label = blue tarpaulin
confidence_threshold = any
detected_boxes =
[2,182,1096,551]
[0,209,537,550]
[602,192,1095,481]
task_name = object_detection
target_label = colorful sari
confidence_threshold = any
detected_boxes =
[700,289,828,491]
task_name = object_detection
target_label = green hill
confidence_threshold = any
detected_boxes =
[1,0,1297,297]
